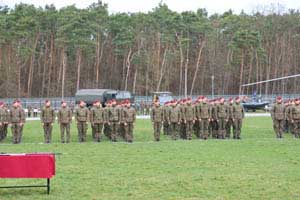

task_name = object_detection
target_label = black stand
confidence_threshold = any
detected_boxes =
[0,178,51,194]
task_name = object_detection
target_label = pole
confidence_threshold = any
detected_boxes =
[211,75,214,99]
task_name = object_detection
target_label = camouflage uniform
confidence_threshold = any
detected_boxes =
[90,105,96,140]
[216,102,228,139]
[163,104,170,135]
[9,106,25,144]
[271,102,285,138]
[18,106,26,143]
[194,102,201,138]
[169,104,181,140]
[199,101,211,140]
[232,102,245,139]
[0,105,5,141]
[90,105,105,142]
[75,106,89,142]
[2,106,9,140]
[57,106,72,143]
[103,105,112,139]
[108,105,120,142]
[179,103,187,139]
[184,103,195,140]
[121,106,136,142]
[151,104,163,141]
[226,102,234,138]
[41,106,55,143]
[210,102,218,138]
[291,103,300,138]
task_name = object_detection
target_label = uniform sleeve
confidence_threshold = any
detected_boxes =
[21,109,26,123]
[40,108,44,122]
[90,109,94,123]
[150,107,154,122]
[57,110,61,123]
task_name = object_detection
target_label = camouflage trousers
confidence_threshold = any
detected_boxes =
[163,121,170,135]
[200,119,210,140]
[91,123,96,140]
[225,118,234,138]
[217,119,227,139]
[153,122,162,141]
[273,119,284,138]
[233,119,243,139]
[110,122,119,142]
[170,122,179,140]
[210,120,218,138]
[60,123,70,143]
[195,120,202,138]
[180,122,187,139]
[103,123,111,139]
[11,123,21,144]
[92,123,103,142]
[124,123,134,142]
[43,123,53,143]
[185,121,194,140]
[292,120,300,138]
[77,122,88,142]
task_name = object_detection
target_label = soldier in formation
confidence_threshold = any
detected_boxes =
[151,96,245,141]
[75,100,89,142]
[40,100,55,143]
[57,100,72,143]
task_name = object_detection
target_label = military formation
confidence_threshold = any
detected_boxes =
[271,96,300,138]
[151,96,245,141]
[0,99,136,144]
[1,95,298,144]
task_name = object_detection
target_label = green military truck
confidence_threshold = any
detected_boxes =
[75,89,134,107]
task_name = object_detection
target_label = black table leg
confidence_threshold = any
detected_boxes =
[47,178,50,194]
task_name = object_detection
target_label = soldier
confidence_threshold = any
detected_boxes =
[121,100,136,142]
[75,100,89,142]
[151,100,164,141]
[291,98,300,138]
[57,100,72,143]
[184,98,195,140]
[0,102,5,141]
[118,101,126,139]
[2,103,9,140]
[41,100,55,143]
[195,96,204,138]
[232,97,245,139]
[108,99,120,142]
[284,100,291,134]
[270,96,285,138]
[103,100,112,139]
[9,100,24,144]
[90,100,105,142]
[289,100,296,135]
[169,100,181,140]
[17,101,26,143]
[216,97,228,139]
[90,101,97,140]
[226,98,234,139]
[210,99,219,138]
[162,101,170,135]
[199,97,211,140]
[179,99,187,139]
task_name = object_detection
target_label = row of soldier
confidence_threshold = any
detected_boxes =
[271,96,300,138]
[151,96,245,141]
[0,99,136,144]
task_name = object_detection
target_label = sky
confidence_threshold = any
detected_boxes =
[1,0,300,15]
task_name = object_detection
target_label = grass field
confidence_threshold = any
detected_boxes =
[0,117,300,200]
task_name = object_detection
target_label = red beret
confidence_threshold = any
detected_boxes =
[277,96,282,100]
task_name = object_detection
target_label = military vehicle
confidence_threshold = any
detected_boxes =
[152,91,173,105]
[75,89,134,107]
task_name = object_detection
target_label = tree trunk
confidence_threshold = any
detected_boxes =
[190,40,205,96]
[61,49,67,99]
[156,48,168,92]
[76,48,82,91]
[238,50,245,95]
[27,32,40,97]
[124,48,132,91]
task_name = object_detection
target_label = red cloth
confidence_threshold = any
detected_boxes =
[0,153,55,178]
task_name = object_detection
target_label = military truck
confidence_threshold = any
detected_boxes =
[75,89,134,107]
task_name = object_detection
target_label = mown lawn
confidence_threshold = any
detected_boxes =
[0,117,300,200]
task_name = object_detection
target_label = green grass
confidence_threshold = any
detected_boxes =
[0,117,300,200]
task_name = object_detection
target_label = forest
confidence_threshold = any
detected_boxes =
[0,1,300,98]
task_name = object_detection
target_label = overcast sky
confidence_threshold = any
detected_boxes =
[1,0,300,14]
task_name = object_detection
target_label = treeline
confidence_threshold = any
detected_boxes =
[1,1,300,98]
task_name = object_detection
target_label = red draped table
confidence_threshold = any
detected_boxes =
[0,153,56,194]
